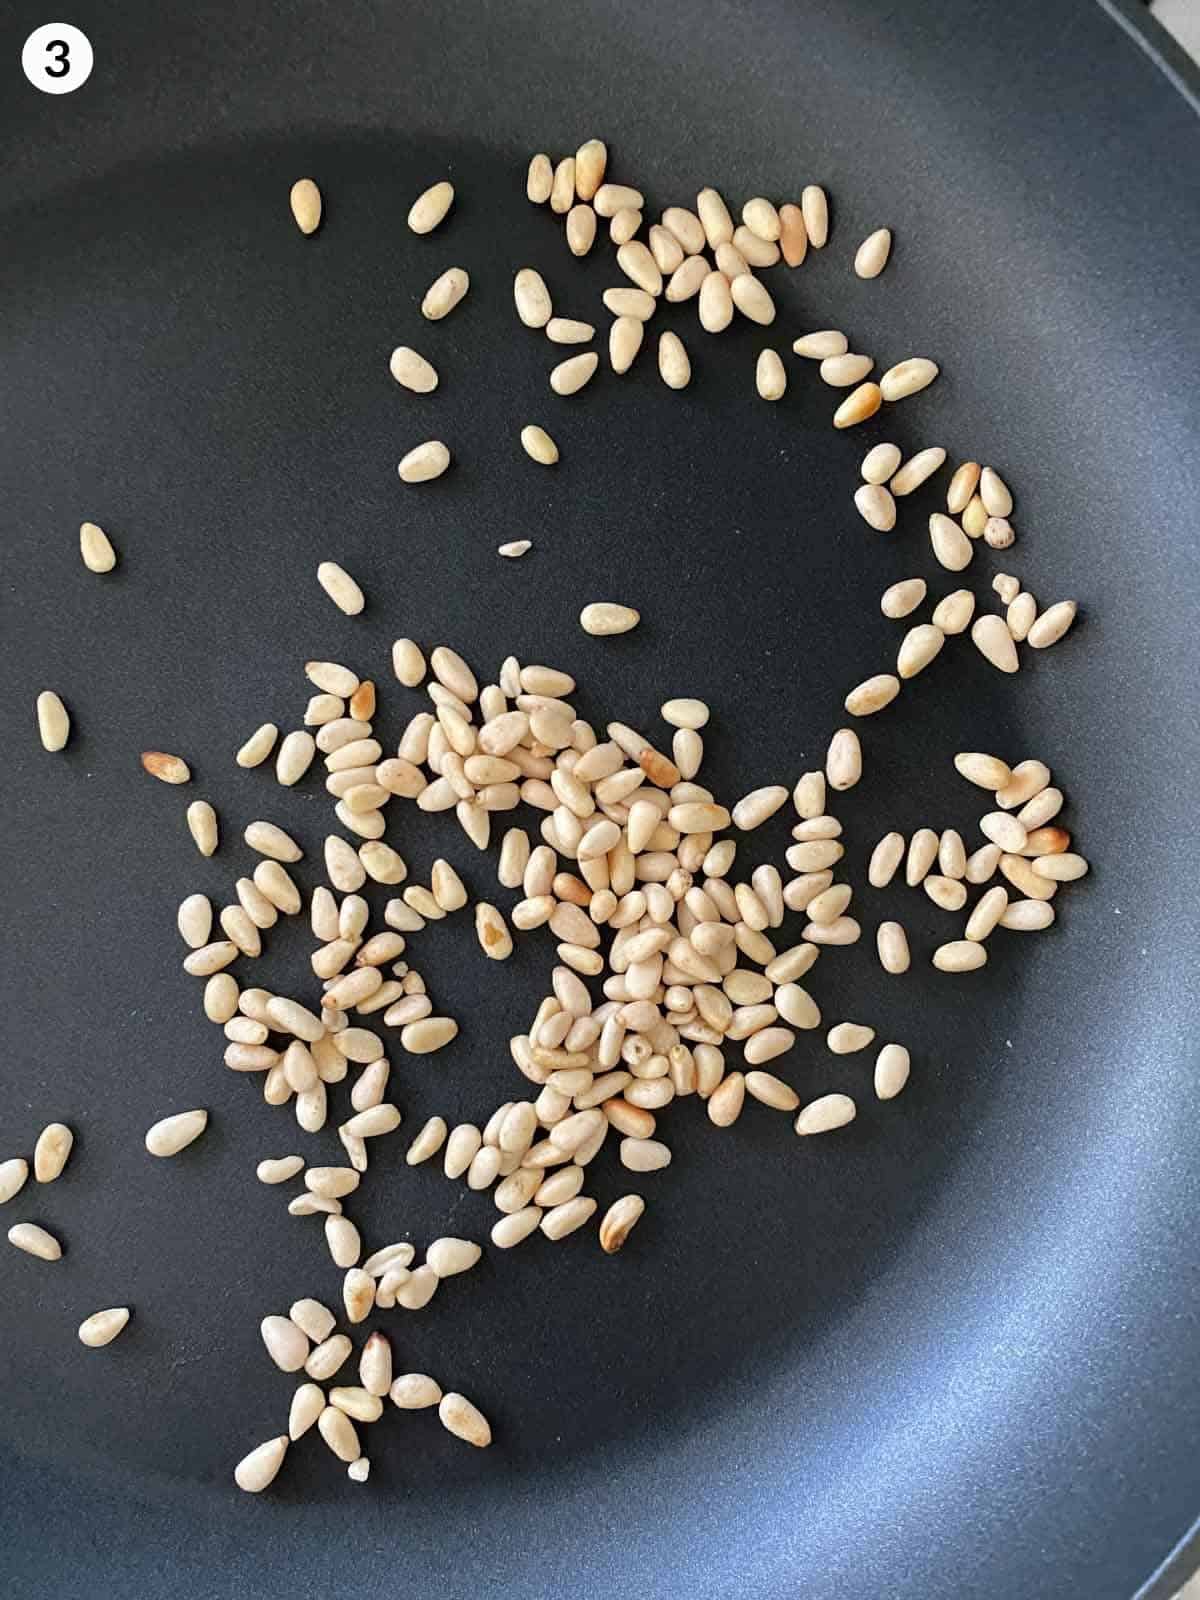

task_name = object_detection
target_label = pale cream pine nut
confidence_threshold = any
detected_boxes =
[235,1434,289,1493]
[1030,851,1088,882]
[399,440,451,484]
[698,271,734,333]
[184,799,218,857]
[874,1043,911,1101]
[729,785,787,831]
[8,1222,62,1260]
[980,811,1028,852]
[665,256,709,302]
[792,771,825,820]
[999,898,1056,931]
[795,183,825,246]
[288,1383,326,1441]
[995,760,1051,810]
[237,723,278,767]
[833,382,882,428]
[596,1194,644,1254]
[891,447,946,497]
[879,358,939,401]
[978,466,1013,516]
[658,331,691,390]
[78,1306,130,1348]
[931,589,975,635]
[947,461,981,514]
[342,1268,376,1325]
[821,353,874,387]
[257,1155,304,1185]
[426,1237,482,1279]
[905,828,939,886]
[317,1404,360,1464]
[79,519,117,572]
[274,730,315,787]
[743,1026,796,1065]
[648,223,684,274]
[616,240,661,296]
[767,945,819,985]
[876,921,911,974]
[825,727,861,790]
[966,843,1002,883]
[593,181,643,217]
[316,561,364,615]
[551,352,599,395]
[694,186,733,247]
[749,348,786,401]
[546,317,595,345]
[735,196,777,241]
[660,205,705,252]
[964,885,1009,941]
[1018,787,1064,829]
[794,1094,855,1136]
[707,1071,745,1127]
[256,861,301,915]
[237,877,278,929]
[567,137,605,201]
[318,718,371,752]
[619,1137,672,1173]
[183,940,238,977]
[261,1314,310,1372]
[302,1329,350,1380]
[517,423,560,471]
[407,179,454,234]
[566,203,597,256]
[205,978,239,1029]
[924,874,968,912]
[845,674,900,716]
[854,227,892,278]
[406,1116,447,1167]
[289,176,321,234]
[806,882,852,925]
[962,495,988,537]
[580,602,640,637]
[331,1387,383,1425]
[178,893,213,949]
[728,265,777,322]
[1,1159,29,1203]
[145,1109,207,1157]
[939,829,967,879]
[897,623,946,679]
[422,267,469,320]
[1027,601,1078,649]
[389,345,438,393]
[437,1391,492,1447]
[609,315,644,375]
[527,152,553,203]
[954,751,1012,789]
[514,267,553,329]
[928,513,973,572]
[854,484,896,532]
[361,1244,415,1279]
[324,1213,361,1268]
[540,1195,598,1240]
[971,614,1019,673]
[933,939,989,972]
[793,332,846,362]
[743,1069,801,1112]
[389,1373,443,1412]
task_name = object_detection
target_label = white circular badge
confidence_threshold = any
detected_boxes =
[22,23,93,94]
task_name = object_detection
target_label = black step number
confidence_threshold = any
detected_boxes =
[45,38,70,77]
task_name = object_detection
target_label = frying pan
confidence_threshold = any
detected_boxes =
[2,0,1198,1595]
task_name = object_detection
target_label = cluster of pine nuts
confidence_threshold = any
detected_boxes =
[16,140,1095,1500]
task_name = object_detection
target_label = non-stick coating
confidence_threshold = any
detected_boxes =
[2,1,1198,1596]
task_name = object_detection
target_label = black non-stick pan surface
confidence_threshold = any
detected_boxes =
[2,0,1198,1595]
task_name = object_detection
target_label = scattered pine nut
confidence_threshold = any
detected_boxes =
[79,521,117,572]
[145,1109,207,1157]
[594,182,643,218]
[979,467,1013,517]
[833,382,882,429]
[874,1044,910,1100]
[235,1434,289,1492]
[881,577,926,618]
[795,1094,855,1135]
[756,348,787,400]
[439,1391,492,1447]
[845,675,900,716]
[289,179,321,235]
[854,227,891,278]
[33,1123,73,1183]
[389,347,439,393]
[237,724,278,768]
[947,461,981,514]
[962,495,988,538]
[984,516,1016,550]
[566,204,597,256]
[610,315,644,374]
[78,1307,130,1347]
[891,446,946,496]
[821,353,874,387]
[514,268,552,329]
[800,185,829,248]
[876,921,911,973]
[971,614,1019,673]
[879,358,939,401]
[825,727,862,791]
[929,514,973,572]
[421,267,469,321]
[794,330,847,358]
[1000,899,1056,931]
[316,562,365,615]
[36,690,71,752]
[527,153,553,203]
[698,271,733,333]
[546,317,594,343]
[658,332,691,389]
[8,1222,63,1260]
[599,1194,645,1253]
[398,440,451,484]
[407,180,454,235]
[897,623,945,679]
[934,940,989,972]
[931,589,975,634]
[580,602,640,636]
[1027,601,1078,649]
[498,540,533,559]
[551,352,599,395]
[730,274,775,326]
[854,484,896,531]
[778,203,807,265]
[0,1159,30,1206]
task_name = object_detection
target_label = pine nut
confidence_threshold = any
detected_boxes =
[854,227,892,278]
[648,223,684,275]
[730,274,775,325]
[965,885,1009,940]
[566,203,597,256]
[318,1405,360,1463]
[825,727,861,790]
[962,495,988,537]
[513,267,552,329]
[8,1221,62,1260]
[896,623,945,679]
[699,271,734,332]
[389,346,438,392]
[659,331,691,389]
[924,874,968,911]
[408,180,453,234]
[996,760,1051,810]
[288,1383,325,1440]
[864,832,902,889]
[317,561,365,615]
[905,828,939,886]
[729,786,786,830]
[794,330,847,358]
[927,513,972,572]
[551,352,599,395]
[933,940,988,972]
[78,1307,130,1347]
[879,358,939,400]
[966,843,1002,883]
[971,615,1019,673]
[140,750,190,784]
[822,352,874,387]
[609,207,642,243]
[0,1160,30,1206]
[596,1194,644,1253]
[876,921,910,973]
[985,516,1016,550]
[833,382,882,428]
[79,520,117,572]
[1018,787,1064,828]
[707,1071,745,1127]
[827,1023,875,1055]
[947,461,981,514]
[800,185,828,247]
[262,1314,309,1372]
[439,1391,492,1447]
[33,1123,73,1183]
[491,1205,543,1247]
[777,202,807,264]
[845,674,900,716]
[177,894,212,949]
[665,256,709,302]
[1030,851,1088,882]
[890,447,946,497]
[580,602,640,636]
[540,1195,597,1240]
[696,186,734,247]
[398,440,451,484]
[235,1435,289,1492]
[258,1155,304,1185]
[875,1044,911,1100]
[609,315,643,374]
[999,899,1056,931]
[979,467,1013,516]
[527,152,553,202]
[619,1137,671,1173]
[930,589,975,634]
[854,484,896,531]
[1006,592,1037,641]
[290,178,321,234]
[237,724,278,767]
[145,1109,207,1157]
[406,1116,447,1166]
[616,240,661,296]
[755,348,787,400]
[594,182,643,217]
[795,1094,856,1135]
[421,267,469,320]
[955,751,1012,789]
[1027,601,1078,649]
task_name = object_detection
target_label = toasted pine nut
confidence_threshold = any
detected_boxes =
[833,382,882,428]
